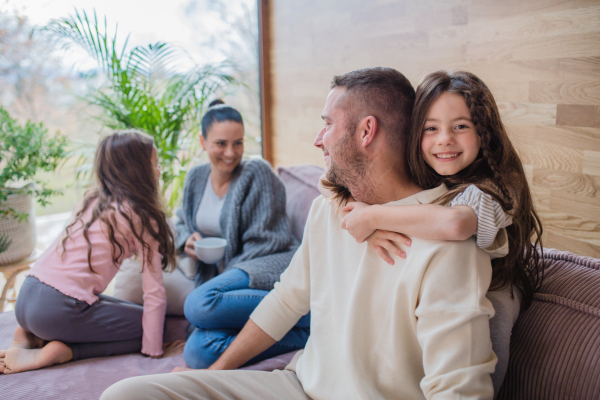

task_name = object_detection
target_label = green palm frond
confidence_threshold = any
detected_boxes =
[45,9,237,213]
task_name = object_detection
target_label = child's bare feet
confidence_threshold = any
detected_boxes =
[1,341,73,374]
[0,326,48,373]
[11,326,45,349]
[0,351,6,373]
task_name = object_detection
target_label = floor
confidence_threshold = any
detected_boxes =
[0,212,116,312]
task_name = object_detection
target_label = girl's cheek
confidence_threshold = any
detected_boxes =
[420,138,431,158]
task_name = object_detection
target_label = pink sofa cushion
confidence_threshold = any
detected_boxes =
[498,248,600,400]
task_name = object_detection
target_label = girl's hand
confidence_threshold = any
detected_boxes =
[184,232,203,260]
[366,230,411,265]
[341,202,375,243]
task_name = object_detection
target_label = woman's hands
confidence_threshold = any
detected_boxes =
[184,232,203,260]
[341,202,411,265]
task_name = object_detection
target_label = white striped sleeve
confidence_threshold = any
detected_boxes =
[450,184,513,249]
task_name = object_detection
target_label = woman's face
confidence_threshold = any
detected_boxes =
[201,121,244,176]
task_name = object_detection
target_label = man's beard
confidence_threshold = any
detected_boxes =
[325,128,370,191]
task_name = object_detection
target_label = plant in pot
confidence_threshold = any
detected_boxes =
[0,106,69,265]
[46,10,237,213]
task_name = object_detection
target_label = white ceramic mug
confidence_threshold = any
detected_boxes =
[194,238,227,264]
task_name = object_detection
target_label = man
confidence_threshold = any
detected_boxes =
[102,67,497,400]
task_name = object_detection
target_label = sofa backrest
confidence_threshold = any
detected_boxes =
[498,248,600,400]
[277,164,324,242]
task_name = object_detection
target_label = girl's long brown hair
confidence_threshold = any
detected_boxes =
[62,130,176,273]
[408,70,543,309]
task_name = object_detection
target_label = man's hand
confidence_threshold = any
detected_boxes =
[341,202,376,242]
[366,230,411,265]
[209,319,276,370]
[184,232,203,260]
[167,320,277,373]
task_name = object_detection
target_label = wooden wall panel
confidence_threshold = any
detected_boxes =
[259,0,600,258]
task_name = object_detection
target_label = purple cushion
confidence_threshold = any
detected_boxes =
[0,311,188,399]
[0,311,296,399]
[498,248,600,400]
[277,164,324,242]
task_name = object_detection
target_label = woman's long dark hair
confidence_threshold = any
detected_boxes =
[408,70,544,308]
[62,130,176,273]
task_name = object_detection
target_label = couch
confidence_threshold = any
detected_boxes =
[278,164,600,400]
[1,164,598,399]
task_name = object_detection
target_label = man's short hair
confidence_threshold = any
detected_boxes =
[331,67,415,149]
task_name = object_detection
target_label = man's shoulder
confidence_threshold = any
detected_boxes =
[307,195,334,218]
[410,235,482,256]
[300,195,339,240]
[409,237,491,285]
[388,184,448,207]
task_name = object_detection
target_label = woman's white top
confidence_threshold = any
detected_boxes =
[195,177,226,238]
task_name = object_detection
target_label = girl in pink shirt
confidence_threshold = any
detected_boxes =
[0,130,177,374]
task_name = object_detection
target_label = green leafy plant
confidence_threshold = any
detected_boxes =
[0,235,11,254]
[46,9,237,212]
[0,106,69,221]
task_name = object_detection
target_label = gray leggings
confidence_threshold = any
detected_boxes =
[15,276,147,361]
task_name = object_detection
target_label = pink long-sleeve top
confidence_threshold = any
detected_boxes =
[29,199,167,356]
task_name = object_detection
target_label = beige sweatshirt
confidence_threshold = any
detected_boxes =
[250,185,497,400]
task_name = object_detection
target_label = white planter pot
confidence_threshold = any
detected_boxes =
[0,185,36,265]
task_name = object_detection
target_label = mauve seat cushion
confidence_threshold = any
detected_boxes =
[0,311,296,399]
[498,248,600,400]
[0,312,188,399]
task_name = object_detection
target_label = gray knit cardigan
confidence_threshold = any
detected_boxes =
[174,159,299,290]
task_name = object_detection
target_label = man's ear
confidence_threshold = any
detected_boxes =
[359,116,378,148]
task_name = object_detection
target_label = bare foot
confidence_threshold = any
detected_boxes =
[171,366,194,373]
[2,341,73,374]
[10,326,45,350]
[0,326,47,373]
[0,351,6,373]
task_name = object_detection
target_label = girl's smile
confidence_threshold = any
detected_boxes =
[421,92,481,176]
[433,152,462,160]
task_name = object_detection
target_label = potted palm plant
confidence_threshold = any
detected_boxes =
[46,10,237,212]
[0,106,68,264]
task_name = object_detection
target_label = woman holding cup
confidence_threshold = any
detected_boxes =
[175,100,309,369]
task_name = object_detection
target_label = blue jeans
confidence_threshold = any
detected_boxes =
[183,268,310,369]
